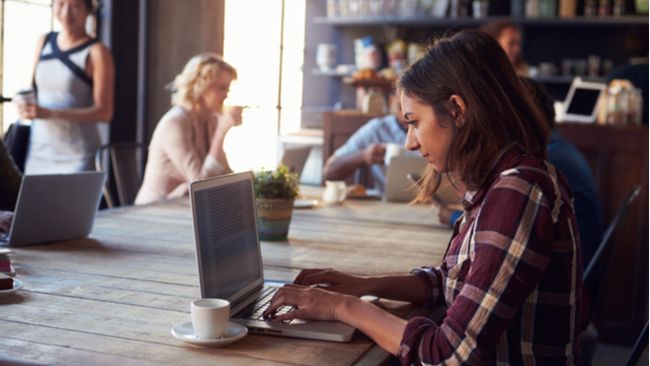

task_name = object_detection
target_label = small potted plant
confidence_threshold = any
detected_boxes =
[253,164,300,241]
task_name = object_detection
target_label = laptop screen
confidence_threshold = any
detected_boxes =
[566,88,602,116]
[192,175,263,300]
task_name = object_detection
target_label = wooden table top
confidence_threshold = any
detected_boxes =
[0,191,452,365]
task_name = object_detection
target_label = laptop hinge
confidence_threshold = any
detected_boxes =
[231,284,264,310]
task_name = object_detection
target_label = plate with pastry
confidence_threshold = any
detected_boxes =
[346,185,381,200]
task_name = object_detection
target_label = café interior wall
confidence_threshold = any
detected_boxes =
[144,0,225,144]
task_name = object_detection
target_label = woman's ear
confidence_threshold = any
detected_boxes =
[449,95,467,127]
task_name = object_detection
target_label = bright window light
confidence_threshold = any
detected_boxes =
[222,0,305,172]
[1,0,53,132]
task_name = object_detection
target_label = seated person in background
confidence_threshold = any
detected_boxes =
[323,93,418,193]
[434,78,603,265]
[480,19,529,76]
[606,26,648,124]
[135,53,243,205]
[0,139,22,232]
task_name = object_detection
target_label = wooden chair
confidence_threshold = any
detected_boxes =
[95,142,147,208]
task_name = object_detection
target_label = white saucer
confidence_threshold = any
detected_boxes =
[0,278,23,297]
[171,321,247,347]
[294,199,319,209]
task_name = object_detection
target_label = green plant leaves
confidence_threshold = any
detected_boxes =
[253,163,300,200]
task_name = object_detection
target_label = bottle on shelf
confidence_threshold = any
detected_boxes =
[526,0,541,17]
[598,0,611,15]
[511,0,525,17]
[559,0,577,17]
[539,0,557,16]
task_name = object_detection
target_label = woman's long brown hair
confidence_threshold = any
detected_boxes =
[398,30,549,202]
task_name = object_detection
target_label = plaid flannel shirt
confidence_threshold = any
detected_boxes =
[399,146,583,365]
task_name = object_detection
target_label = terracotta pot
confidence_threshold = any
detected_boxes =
[255,198,294,241]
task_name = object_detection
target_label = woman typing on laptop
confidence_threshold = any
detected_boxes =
[265,30,583,365]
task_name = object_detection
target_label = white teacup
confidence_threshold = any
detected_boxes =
[323,180,347,204]
[384,143,407,166]
[191,298,230,339]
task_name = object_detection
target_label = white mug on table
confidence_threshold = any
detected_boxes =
[323,180,347,204]
[191,298,230,339]
[384,142,407,166]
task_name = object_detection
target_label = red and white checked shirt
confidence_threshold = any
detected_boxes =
[399,146,583,365]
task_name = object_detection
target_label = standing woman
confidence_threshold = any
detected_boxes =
[265,30,583,365]
[16,0,115,174]
[134,53,242,205]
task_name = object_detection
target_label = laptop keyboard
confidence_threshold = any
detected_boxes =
[238,286,295,323]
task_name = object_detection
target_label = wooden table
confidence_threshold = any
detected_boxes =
[0,191,452,365]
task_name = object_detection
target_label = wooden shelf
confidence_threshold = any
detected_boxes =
[313,15,649,27]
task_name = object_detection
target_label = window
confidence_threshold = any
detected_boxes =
[222,0,305,171]
[1,0,53,133]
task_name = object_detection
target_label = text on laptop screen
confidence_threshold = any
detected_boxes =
[566,88,601,116]
[193,179,262,299]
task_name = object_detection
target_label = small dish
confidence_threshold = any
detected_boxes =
[293,199,319,209]
[347,189,382,200]
[0,278,24,297]
[171,321,247,347]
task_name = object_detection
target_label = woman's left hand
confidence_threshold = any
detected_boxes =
[262,284,354,323]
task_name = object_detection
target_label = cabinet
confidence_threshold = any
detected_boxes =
[302,0,649,129]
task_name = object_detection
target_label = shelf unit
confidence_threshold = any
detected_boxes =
[301,1,648,128]
[313,15,649,26]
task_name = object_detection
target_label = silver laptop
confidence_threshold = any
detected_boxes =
[384,155,427,202]
[281,146,311,178]
[0,171,105,247]
[190,172,355,342]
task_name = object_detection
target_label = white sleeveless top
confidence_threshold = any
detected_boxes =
[24,32,108,174]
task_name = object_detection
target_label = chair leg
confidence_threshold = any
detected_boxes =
[626,322,648,366]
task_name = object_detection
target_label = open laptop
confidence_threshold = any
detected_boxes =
[280,146,311,178]
[190,172,355,342]
[560,77,606,123]
[384,155,427,202]
[1,171,105,247]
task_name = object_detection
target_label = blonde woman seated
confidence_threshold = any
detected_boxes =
[135,53,242,205]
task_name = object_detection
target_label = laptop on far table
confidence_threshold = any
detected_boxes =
[384,155,427,202]
[190,171,355,342]
[0,171,105,247]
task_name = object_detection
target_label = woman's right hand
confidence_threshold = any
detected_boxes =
[13,93,37,120]
[221,106,243,129]
[293,268,375,297]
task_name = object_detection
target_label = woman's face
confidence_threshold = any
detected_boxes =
[54,0,89,32]
[497,27,522,64]
[402,93,453,172]
[201,71,234,112]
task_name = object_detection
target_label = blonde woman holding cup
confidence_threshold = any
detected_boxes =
[135,53,243,205]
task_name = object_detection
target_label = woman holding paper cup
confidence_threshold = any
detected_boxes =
[135,53,243,205]
[15,0,115,174]
[265,30,582,365]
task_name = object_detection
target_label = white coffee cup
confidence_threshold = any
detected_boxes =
[384,143,406,166]
[13,89,36,111]
[191,298,230,339]
[323,180,347,204]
